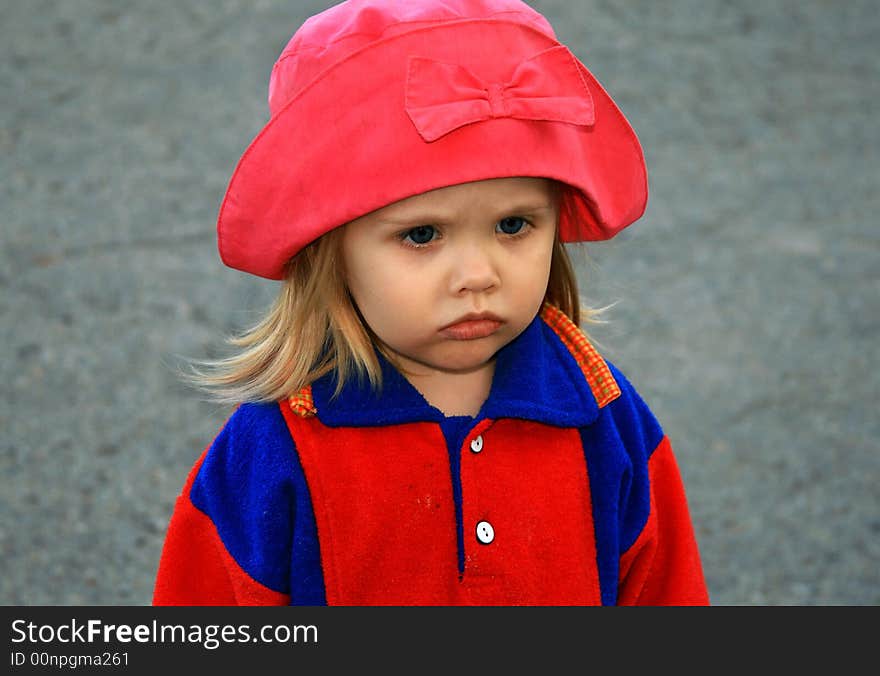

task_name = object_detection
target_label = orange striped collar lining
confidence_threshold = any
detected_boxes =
[538,302,621,409]
[288,384,317,418]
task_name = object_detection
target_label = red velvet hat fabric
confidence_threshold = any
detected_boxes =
[218,0,648,279]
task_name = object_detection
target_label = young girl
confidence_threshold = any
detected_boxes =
[153,0,709,606]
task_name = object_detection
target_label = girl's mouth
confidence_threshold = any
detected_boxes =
[439,318,503,340]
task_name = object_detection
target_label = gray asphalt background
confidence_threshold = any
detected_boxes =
[2,0,877,606]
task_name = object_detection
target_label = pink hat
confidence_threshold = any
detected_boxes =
[218,0,648,279]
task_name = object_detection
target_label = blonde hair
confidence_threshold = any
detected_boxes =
[181,227,609,405]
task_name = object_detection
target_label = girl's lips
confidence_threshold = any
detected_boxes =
[439,319,503,340]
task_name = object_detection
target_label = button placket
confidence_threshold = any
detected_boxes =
[467,430,494,546]
[461,422,497,561]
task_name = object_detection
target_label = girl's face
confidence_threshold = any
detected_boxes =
[341,177,559,379]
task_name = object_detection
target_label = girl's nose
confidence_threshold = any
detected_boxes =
[448,244,501,295]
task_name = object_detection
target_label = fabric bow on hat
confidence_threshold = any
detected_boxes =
[405,45,595,143]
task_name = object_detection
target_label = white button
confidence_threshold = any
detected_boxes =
[475,520,495,544]
[470,435,483,453]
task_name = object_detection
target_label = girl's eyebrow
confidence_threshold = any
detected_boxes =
[379,201,556,226]
[500,201,556,215]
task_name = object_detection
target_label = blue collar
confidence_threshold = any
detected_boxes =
[310,313,603,429]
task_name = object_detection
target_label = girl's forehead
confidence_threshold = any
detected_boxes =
[373,177,558,217]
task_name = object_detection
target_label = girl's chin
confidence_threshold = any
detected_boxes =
[409,350,500,376]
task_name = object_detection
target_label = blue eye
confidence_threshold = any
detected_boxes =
[403,225,437,246]
[497,216,528,235]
